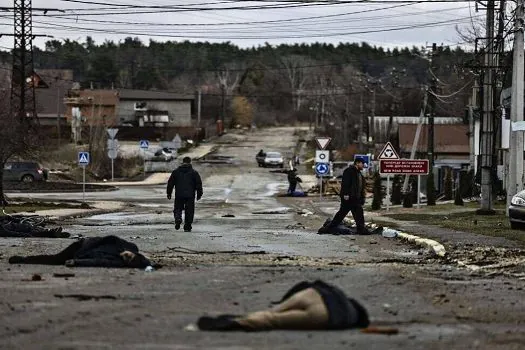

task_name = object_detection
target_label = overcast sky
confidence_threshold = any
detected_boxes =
[0,0,482,51]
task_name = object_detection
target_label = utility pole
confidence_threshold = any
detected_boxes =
[56,85,61,148]
[426,43,438,206]
[359,92,364,152]
[370,84,376,153]
[220,83,226,124]
[507,0,525,212]
[478,0,496,215]
[197,88,202,127]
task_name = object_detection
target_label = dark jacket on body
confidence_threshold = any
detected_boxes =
[278,280,370,329]
[167,163,203,199]
[340,165,365,202]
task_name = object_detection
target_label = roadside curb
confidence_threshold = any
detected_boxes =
[396,231,447,257]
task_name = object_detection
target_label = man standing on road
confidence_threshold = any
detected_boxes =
[287,168,302,195]
[167,157,203,232]
[319,157,367,234]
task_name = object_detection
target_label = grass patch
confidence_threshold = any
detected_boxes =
[2,201,92,214]
[382,209,525,243]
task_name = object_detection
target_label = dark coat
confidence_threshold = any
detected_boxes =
[340,165,365,203]
[287,170,302,185]
[167,163,203,199]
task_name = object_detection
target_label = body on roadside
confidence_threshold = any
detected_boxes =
[167,157,203,232]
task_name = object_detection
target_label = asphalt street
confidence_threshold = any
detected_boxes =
[1,127,524,350]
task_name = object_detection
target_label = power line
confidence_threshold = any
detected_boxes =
[22,15,481,40]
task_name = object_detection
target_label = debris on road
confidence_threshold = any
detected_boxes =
[361,327,399,335]
[9,235,158,269]
[31,274,42,281]
[54,294,117,301]
[53,273,75,278]
[0,214,70,238]
[222,214,235,218]
[197,280,369,331]
[286,223,306,230]
[252,207,294,215]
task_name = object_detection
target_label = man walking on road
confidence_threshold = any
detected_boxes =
[167,157,203,232]
[319,157,368,234]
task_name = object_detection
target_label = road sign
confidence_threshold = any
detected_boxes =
[78,152,90,166]
[315,163,330,176]
[315,137,332,150]
[107,128,119,139]
[379,159,429,175]
[315,150,330,163]
[378,142,400,160]
[107,139,119,150]
[139,140,149,149]
[108,149,118,159]
[354,154,371,169]
[173,134,182,149]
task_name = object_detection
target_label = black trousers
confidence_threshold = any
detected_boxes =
[288,182,297,194]
[328,200,365,232]
[174,197,195,229]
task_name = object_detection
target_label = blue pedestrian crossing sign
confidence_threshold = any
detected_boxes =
[78,152,90,166]
[139,140,149,149]
[315,162,330,176]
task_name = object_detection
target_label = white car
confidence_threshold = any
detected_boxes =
[264,152,284,168]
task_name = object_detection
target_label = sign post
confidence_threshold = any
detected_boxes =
[78,152,90,203]
[314,136,331,199]
[315,162,330,199]
[139,140,149,179]
[380,159,430,209]
[378,142,400,211]
[417,174,421,208]
[107,128,119,182]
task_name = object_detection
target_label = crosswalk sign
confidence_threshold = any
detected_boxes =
[139,140,149,149]
[78,152,90,166]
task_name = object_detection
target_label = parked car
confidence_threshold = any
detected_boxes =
[263,152,284,168]
[3,161,48,182]
[509,190,525,229]
[152,148,175,162]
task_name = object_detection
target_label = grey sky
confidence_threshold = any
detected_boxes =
[0,0,481,51]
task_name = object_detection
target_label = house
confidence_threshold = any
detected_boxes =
[398,123,470,193]
[64,88,194,128]
[117,89,194,127]
[369,116,464,145]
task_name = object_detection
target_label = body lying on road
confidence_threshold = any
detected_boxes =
[0,215,69,238]
[9,235,157,269]
[197,280,369,331]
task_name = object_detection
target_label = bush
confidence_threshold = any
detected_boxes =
[371,171,384,210]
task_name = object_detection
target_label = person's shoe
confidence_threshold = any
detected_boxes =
[175,221,181,230]
[317,226,331,234]
[184,227,192,232]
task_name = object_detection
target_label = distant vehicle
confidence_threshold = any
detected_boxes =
[264,152,284,168]
[153,148,175,161]
[3,161,48,182]
[509,190,525,229]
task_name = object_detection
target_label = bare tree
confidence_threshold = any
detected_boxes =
[278,55,311,111]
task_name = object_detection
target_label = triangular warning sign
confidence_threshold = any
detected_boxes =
[378,142,400,160]
[315,137,332,150]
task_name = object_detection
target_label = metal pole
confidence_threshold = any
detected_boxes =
[143,149,146,180]
[479,0,496,214]
[386,175,391,211]
[82,166,86,203]
[111,158,114,182]
[320,177,323,200]
[508,0,525,214]
[56,85,61,148]
[417,175,421,209]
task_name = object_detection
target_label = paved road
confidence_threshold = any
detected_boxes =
[1,127,524,350]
